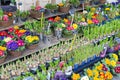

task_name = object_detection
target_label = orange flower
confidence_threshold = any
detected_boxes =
[64,18,69,23]
[54,16,61,22]
[87,19,93,24]
[92,16,96,19]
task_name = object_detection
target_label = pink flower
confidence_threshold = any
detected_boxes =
[3,15,9,21]
[7,35,14,38]
[92,18,99,24]
[8,28,14,32]
[17,33,24,38]
[67,21,71,25]
[0,50,4,56]
[35,6,41,11]
[59,61,64,69]
[17,40,24,46]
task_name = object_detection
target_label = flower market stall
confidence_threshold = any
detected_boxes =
[0,0,120,80]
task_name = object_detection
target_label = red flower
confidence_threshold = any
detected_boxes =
[7,35,14,38]
[17,40,24,46]
[0,50,4,56]
[48,17,54,22]
[15,30,19,34]
[8,28,14,32]
[0,31,8,36]
[17,33,24,38]
[114,46,119,51]
[67,21,71,25]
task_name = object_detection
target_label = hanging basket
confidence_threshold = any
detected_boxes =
[30,10,42,19]
[9,51,22,57]
[0,56,6,64]
[0,19,13,27]
[59,6,70,13]
[26,43,38,50]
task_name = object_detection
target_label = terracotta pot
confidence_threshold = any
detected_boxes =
[100,0,106,4]
[59,6,70,13]
[9,51,22,57]
[27,43,38,50]
[0,56,6,64]
[0,19,13,27]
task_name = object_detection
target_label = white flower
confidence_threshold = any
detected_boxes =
[4,37,12,42]
[81,76,89,80]
[83,10,88,14]
[65,66,73,76]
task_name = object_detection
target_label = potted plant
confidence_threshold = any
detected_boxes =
[45,3,58,14]
[30,5,42,19]
[0,9,13,27]
[0,46,7,64]
[99,0,106,4]
[43,22,52,44]
[58,0,70,13]
[20,11,29,22]
[7,40,25,57]
[25,35,39,50]
[69,0,80,8]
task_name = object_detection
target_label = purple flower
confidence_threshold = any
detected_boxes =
[7,41,18,51]
[25,31,31,36]
[0,36,4,40]
[54,71,66,80]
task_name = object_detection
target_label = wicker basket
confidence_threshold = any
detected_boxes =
[0,19,13,27]
[0,56,6,64]
[9,51,22,57]
[100,0,106,4]
[27,43,38,50]
[59,6,70,13]
[30,10,42,19]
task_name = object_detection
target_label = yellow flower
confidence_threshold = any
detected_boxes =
[58,3,64,7]
[4,37,12,42]
[87,68,93,77]
[111,60,116,67]
[105,71,113,79]
[0,46,7,51]
[112,54,118,61]
[92,16,96,19]
[19,30,26,33]
[61,23,66,27]
[81,18,85,22]
[91,7,96,11]
[93,77,99,80]
[105,58,111,65]
[72,73,80,80]
[26,36,39,43]
[64,18,69,23]
[73,24,78,29]
[105,8,110,11]
[87,19,93,24]
[93,69,99,77]
[33,36,39,40]
[14,25,19,30]
[116,12,119,16]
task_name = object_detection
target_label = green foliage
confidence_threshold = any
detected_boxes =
[20,11,30,18]
[69,0,80,6]
[45,3,58,10]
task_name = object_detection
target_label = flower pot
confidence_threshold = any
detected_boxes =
[0,56,6,64]
[55,30,62,39]
[59,6,70,13]
[100,0,106,4]
[27,43,38,50]
[84,2,90,7]
[0,19,13,27]
[20,17,27,22]
[30,10,42,19]
[43,35,52,44]
[9,51,22,57]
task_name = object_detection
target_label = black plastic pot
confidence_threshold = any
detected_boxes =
[20,17,27,22]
